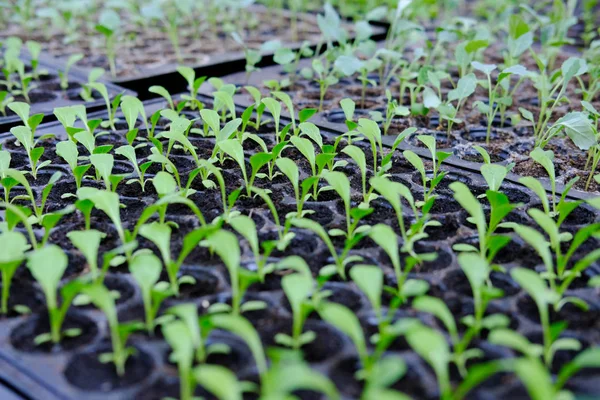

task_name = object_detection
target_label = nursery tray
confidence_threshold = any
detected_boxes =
[0,55,135,133]
[32,6,386,96]
[0,96,599,400]
[200,61,600,202]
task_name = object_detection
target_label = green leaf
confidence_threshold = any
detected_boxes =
[209,314,266,374]
[350,265,382,313]
[448,73,477,102]
[511,268,559,308]
[405,324,451,395]
[412,296,458,342]
[554,112,597,151]
[130,253,162,296]
[193,365,242,400]
[319,302,367,363]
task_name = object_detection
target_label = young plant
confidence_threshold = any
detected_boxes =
[130,253,173,335]
[137,223,210,295]
[275,262,317,350]
[203,229,263,315]
[163,319,197,400]
[27,245,84,345]
[451,182,518,262]
[471,62,528,143]
[230,215,276,283]
[177,66,206,110]
[82,284,142,376]
[115,145,153,192]
[413,253,508,378]
[322,170,372,242]
[55,140,91,193]
[58,54,84,90]
[95,10,120,77]
[291,217,362,280]
[319,301,410,393]
[521,57,588,146]
[0,231,30,315]
[427,73,477,138]
[403,135,451,204]
[66,229,106,281]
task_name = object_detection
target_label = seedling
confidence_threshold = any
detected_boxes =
[66,229,106,281]
[82,284,142,376]
[203,229,263,315]
[130,253,173,334]
[451,182,518,262]
[0,231,30,315]
[27,245,84,345]
[471,62,528,143]
[230,215,276,282]
[177,66,206,110]
[59,54,83,90]
[403,135,451,204]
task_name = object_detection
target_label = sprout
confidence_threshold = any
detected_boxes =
[82,283,142,376]
[0,231,30,315]
[27,245,84,345]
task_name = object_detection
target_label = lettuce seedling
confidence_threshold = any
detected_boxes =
[9,122,52,179]
[27,245,84,345]
[522,57,588,145]
[276,269,316,350]
[82,283,142,376]
[149,85,177,111]
[0,231,30,315]
[512,209,600,299]
[203,229,263,315]
[291,217,362,280]
[193,365,243,400]
[473,146,514,192]
[368,224,429,304]
[208,313,268,377]
[177,66,206,110]
[218,139,252,197]
[120,95,149,137]
[59,54,83,91]
[130,253,173,334]
[370,90,410,136]
[341,145,375,206]
[471,62,528,143]
[138,222,209,296]
[261,356,340,400]
[163,320,197,400]
[230,215,276,282]
[56,140,91,192]
[95,10,120,77]
[427,73,477,137]
[115,145,153,192]
[404,135,451,204]
[413,255,508,377]
[66,229,106,281]
[310,58,339,112]
[76,188,127,248]
[405,323,453,399]
[495,268,565,367]
[322,170,372,242]
[86,82,122,131]
[90,153,123,192]
[319,301,409,391]
[4,169,61,224]
[276,157,314,220]
[451,182,518,262]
